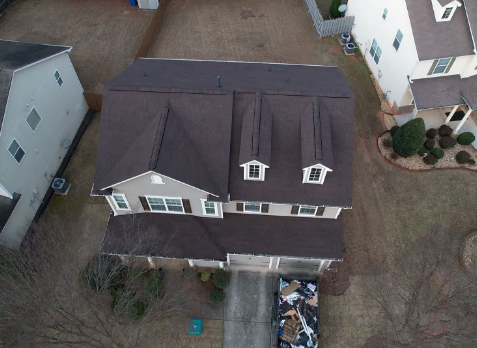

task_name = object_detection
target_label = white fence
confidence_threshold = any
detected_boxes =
[303,0,354,38]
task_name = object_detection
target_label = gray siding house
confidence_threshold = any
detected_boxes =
[0,40,88,248]
[93,59,354,273]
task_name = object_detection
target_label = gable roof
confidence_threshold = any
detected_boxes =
[405,0,474,60]
[0,40,71,135]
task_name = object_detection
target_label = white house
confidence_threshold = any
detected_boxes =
[347,0,477,146]
[0,40,88,248]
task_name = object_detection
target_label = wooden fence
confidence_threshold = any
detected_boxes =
[134,0,171,60]
[303,0,354,38]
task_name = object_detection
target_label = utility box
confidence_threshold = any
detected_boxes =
[51,178,71,195]
[189,318,203,335]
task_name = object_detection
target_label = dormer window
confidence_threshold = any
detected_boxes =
[309,168,322,182]
[442,7,453,19]
[241,161,267,181]
[432,0,461,22]
[303,165,330,185]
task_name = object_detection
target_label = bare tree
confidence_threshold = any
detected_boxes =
[363,227,477,348]
[0,213,190,348]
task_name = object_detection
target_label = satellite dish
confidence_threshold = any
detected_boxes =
[338,4,348,13]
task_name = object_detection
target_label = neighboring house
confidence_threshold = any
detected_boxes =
[0,40,88,248]
[93,59,354,273]
[347,0,477,146]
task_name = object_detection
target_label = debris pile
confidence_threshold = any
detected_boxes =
[277,278,319,348]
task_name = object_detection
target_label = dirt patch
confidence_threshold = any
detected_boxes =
[319,260,350,296]
[461,231,477,273]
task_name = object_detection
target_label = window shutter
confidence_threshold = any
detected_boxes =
[139,196,150,211]
[261,204,269,213]
[316,207,325,216]
[291,205,299,215]
[444,57,456,73]
[182,199,192,214]
[428,60,438,75]
[236,202,243,212]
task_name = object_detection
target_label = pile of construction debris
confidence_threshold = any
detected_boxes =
[277,277,319,348]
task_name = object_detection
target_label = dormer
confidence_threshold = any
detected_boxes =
[301,97,333,185]
[239,93,272,181]
[431,0,462,22]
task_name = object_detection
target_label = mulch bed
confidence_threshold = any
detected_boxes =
[319,260,350,296]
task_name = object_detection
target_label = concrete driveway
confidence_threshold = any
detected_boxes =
[223,271,278,348]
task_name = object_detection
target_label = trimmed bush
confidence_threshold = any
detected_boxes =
[439,136,457,149]
[456,151,471,164]
[210,289,226,304]
[426,128,437,139]
[382,138,393,148]
[430,147,444,159]
[329,0,342,18]
[418,147,429,157]
[457,132,475,145]
[145,270,164,300]
[128,300,146,320]
[390,126,399,137]
[423,154,438,165]
[438,124,453,136]
[423,138,435,150]
[469,159,476,165]
[201,270,211,282]
[213,269,230,289]
[390,152,399,160]
[392,118,425,157]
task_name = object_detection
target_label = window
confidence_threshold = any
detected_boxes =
[433,58,452,74]
[308,168,322,182]
[248,164,260,179]
[382,8,388,20]
[393,30,403,51]
[54,70,63,87]
[244,202,261,213]
[151,175,164,184]
[299,205,317,215]
[112,194,130,210]
[442,7,453,19]
[202,200,218,215]
[7,139,25,164]
[370,39,382,64]
[146,196,184,213]
[26,108,41,132]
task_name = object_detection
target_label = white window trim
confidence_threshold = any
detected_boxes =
[432,57,453,75]
[150,175,164,184]
[54,70,63,88]
[369,39,382,65]
[244,202,262,214]
[201,199,219,216]
[241,161,268,181]
[112,193,131,211]
[7,138,25,165]
[302,165,330,185]
[25,107,42,133]
[298,205,318,216]
[145,195,185,214]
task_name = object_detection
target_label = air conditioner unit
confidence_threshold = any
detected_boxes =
[51,178,71,195]
[340,33,351,45]
[344,43,356,55]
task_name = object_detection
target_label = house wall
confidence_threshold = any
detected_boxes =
[108,172,223,218]
[0,52,88,248]
[347,0,420,108]
[0,184,10,198]
[222,201,341,219]
[411,54,476,80]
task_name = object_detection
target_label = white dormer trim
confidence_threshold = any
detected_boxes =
[431,0,462,22]
[240,160,269,181]
[302,164,332,185]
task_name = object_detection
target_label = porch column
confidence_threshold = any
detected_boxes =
[411,106,418,119]
[275,257,281,269]
[444,105,459,125]
[219,262,225,269]
[454,108,473,134]
[147,257,155,268]
[188,259,195,267]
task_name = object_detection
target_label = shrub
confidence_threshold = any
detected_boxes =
[430,147,444,159]
[456,151,471,164]
[390,126,399,137]
[390,152,399,160]
[329,0,342,18]
[145,270,164,300]
[85,256,115,293]
[438,124,453,136]
[382,138,393,148]
[426,128,437,139]
[128,300,146,320]
[457,132,475,145]
[213,269,230,289]
[469,159,476,165]
[418,147,429,157]
[201,270,211,282]
[439,136,457,149]
[423,154,438,165]
[210,289,226,304]
[392,118,425,157]
[423,138,435,150]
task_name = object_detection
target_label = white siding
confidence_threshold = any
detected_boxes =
[411,55,475,80]
[0,52,88,248]
[109,172,223,218]
[222,201,341,219]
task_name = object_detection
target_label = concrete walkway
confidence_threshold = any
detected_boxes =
[223,271,277,348]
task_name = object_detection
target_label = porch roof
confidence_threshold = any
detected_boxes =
[410,75,477,111]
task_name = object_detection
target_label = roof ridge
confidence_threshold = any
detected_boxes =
[251,93,262,156]
[149,105,169,169]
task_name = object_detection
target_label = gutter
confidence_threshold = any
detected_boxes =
[463,1,477,54]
